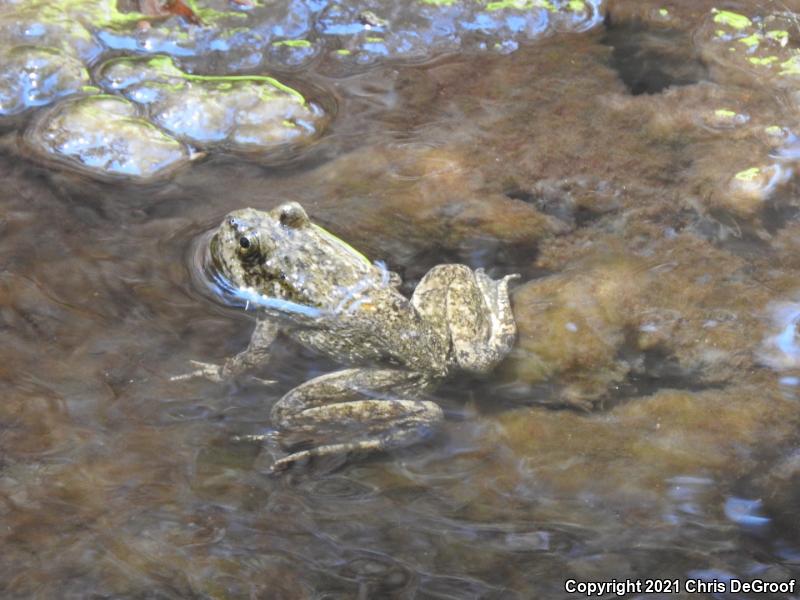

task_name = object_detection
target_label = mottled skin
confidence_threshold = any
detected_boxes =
[177,202,518,471]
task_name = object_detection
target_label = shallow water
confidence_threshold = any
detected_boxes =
[3,0,800,598]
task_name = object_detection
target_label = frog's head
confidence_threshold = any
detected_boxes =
[210,202,374,307]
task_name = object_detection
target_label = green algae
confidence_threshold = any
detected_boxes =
[101,55,308,104]
[780,55,800,75]
[486,0,555,12]
[749,55,778,66]
[734,167,761,181]
[712,9,752,30]
[714,109,737,118]
[271,39,312,48]
[767,29,789,44]
[738,33,761,49]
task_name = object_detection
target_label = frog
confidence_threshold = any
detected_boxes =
[176,201,519,472]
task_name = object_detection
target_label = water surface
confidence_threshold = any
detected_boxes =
[2,0,800,598]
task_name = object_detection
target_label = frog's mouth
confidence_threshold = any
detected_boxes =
[189,228,242,309]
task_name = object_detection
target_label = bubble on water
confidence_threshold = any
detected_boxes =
[24,94,191,181]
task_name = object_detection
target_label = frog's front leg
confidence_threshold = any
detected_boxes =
[269,368,443,472]
[172,318,278,383]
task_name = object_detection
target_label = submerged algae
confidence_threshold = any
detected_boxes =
[506,231,773,407]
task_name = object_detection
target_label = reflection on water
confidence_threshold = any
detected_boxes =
[2,0,800,598]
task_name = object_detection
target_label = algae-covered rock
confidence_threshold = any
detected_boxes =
[96,55,328,156]
[505,237,770,407]
[0,45,90,118]
[25,94,191,180]
[0,3,104,62]
[497,382,800,496]
[317,0,603,67]
[305,144,567,263]
[506,256,644,407]
[695,8,798,90]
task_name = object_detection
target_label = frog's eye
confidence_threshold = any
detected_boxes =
[237,233,260,256]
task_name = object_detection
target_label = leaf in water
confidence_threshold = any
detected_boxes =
[139,0,203,25]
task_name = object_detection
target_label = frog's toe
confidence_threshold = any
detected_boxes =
[268,440,385,474]
[170,360,225,383]
[248,375,277,386]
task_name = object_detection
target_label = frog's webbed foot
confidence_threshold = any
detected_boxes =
[474,268,520,354]
[171,360,225,382]
[269,368,443,473]
[171,319,278,384]
[269,440,384,473]
[170,359,276,385]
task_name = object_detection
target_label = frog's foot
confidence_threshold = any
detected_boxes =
[170,360,226,382]
[474,268,520,359]
[269,439,384,473]
[269,368,442,473]
[171,360,276,385]
[269,417,439,473]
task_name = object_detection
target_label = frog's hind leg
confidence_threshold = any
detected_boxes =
[472,268,520,363]
[412,264,519,374]
[269,368,443,472]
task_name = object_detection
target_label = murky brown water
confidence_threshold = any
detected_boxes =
[3,0,800,598]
